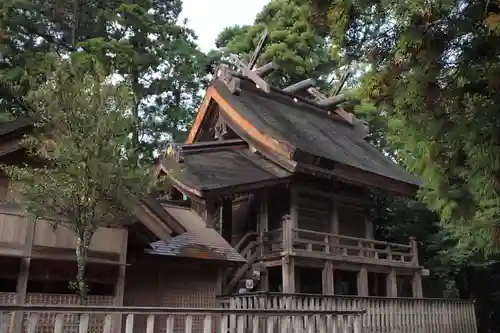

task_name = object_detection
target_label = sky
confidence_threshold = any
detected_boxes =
[180,0,269,52]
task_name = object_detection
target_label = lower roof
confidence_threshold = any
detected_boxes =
[159,144,290,197]
[146,203,245,263]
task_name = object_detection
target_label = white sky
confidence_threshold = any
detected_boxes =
[180,0,270,52]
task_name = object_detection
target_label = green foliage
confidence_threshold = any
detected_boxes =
[311,0,500,257]
[0,0,207,162]
[213,0,345,88]
[6,59,156,302]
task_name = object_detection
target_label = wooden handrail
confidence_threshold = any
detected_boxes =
[233,231,258,252]
[0,304,365,333]
[293,228,413,249]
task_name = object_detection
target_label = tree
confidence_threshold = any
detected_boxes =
[212,0,346,89]
[0,0,207,162]
[310,0,500,256]
[6,58,156,302]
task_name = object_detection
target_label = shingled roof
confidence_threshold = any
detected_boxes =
[158,140,290,197]
[146,204,245,262]
[212,78,420,188]
[0,118,33,137]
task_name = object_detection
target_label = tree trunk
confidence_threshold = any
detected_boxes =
[75,227,93,304]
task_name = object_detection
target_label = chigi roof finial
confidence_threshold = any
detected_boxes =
[282,71,369,139]
[214,28,277,94]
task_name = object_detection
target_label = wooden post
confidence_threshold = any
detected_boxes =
[357,266,368,296]
[365,215,374,240]
[11,218,35,333]
[322,261,334,294]
[281,256,295,293]
[330,197,339,234]
[409,237,419,265]
[113,230,128,333]
[412,271,423,298]
[221,198,233,244]
[280,186,298,293]
[203,200,217,228]
[386,268,398,297]
[281,216,295,293]
[258,191,268,291]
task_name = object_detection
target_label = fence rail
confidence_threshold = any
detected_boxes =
[262,219,419,267]
[219,293,478,333]
[0,304,364,333]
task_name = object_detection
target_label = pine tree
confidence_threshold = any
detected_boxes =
[0,0,207,161]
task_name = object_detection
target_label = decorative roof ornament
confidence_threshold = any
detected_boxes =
[165,142,184,163]
[283,72,369,139]
[214,29,276,94]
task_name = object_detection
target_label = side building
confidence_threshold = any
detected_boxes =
[0,119,244,332]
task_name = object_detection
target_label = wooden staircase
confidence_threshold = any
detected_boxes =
[223,232,263,295]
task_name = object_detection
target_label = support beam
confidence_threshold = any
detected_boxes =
[281,256,295,293]
[322,261,334,294]
[203,200,217,228]
[357,266,368,297]
[412,272,423,298]
[257,191,268,291]
[365,215,374,240]
[281,208,295,293]
[11,219,35,333]
[113,230,128,333]
[386,269,398,297]
[330,197,339,234]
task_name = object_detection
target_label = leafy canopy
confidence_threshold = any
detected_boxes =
[311,0,500,257]
[212,0,345,88]
[0,0,207,161]
[6,58,156,300]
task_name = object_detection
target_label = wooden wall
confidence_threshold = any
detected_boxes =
[0,207,127,260]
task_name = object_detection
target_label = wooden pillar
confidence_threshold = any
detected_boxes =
[203,200,217,228]
[357,266,368,296]
[258,191,269,233]
[365,215,374,240]
[386,269,398,297]
[330,197,339,234]
[221,198,233,244]
[412,271,423,298]
[258,191,268,291]
[322,261,334,294]
[11,219,35,333]
[113,229,128,333]
[281,256,295,293]
[409,237,419,265]
[281,218,295,293]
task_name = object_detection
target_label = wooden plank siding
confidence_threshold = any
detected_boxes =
[0,210,126,261]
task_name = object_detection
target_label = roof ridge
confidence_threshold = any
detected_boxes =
[226,75,353,126]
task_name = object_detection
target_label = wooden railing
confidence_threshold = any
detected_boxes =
[261,217,419,267]
[0,304,364,333]
[291,228,417,266]
[223,232,260,294]
[218,293,478,333]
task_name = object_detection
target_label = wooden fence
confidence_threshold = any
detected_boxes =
[0,304,364,333]
[219,293,478,333]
